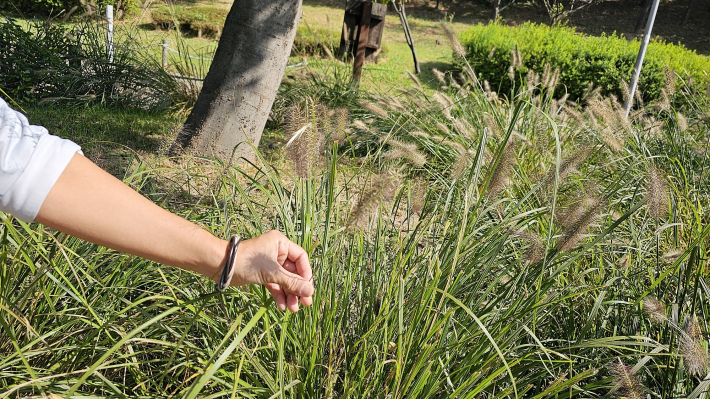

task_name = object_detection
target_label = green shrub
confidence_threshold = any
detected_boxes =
[291,25,340,58]
[151,6,227,38]
[0,18,174,110]
[459,22,710,102]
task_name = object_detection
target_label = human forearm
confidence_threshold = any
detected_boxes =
[35,153,227,280]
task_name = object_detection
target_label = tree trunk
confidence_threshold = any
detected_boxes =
[169,0,302,162]
[492,0,501,20]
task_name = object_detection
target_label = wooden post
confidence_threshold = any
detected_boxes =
[162,39,168,69]
[352,2,372,86]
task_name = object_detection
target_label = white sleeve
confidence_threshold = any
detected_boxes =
[0,98,82,222]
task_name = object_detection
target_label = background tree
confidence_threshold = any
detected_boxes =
[169,0,301,162]
[542,0,604,23]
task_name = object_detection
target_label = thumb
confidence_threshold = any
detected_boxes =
[274,268,314,297]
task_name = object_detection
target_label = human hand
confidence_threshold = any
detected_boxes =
[229,230,314,312]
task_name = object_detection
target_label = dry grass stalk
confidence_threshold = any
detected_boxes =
[665,66,676,95]
[609,361,645,399]
[441,22,466,59]
[284,101,327,178]
[488,46,497,58]
[384,139,427,167]
[358,100,389,119]
[407,70,422,89]
[436,121,451,135]
[540,146,593,189]
[486,142,516,198]
[558,195,606,251]
[432,68,447,85]
[512,230,545,264]
[643,296,667,323]
[677,113,688,132]
[681,317,709,377]
[662,248,684,263]
[646,166,669,219]
[448,74,462,89]
[347,171,402,229]
[352,120,370,132]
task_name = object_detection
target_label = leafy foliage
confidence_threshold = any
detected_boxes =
[151,5,227,38]
[0,18,177,110]
[459,22,710,102]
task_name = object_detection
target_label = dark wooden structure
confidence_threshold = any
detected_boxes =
[338,0,387,84]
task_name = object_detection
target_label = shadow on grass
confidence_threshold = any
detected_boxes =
[418,60,457,91]
[24,104,181,153]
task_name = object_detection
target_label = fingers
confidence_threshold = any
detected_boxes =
[265,283,287,312]
[282,237,312,282]
[272,268,314,298]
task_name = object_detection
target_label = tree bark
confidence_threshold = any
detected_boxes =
[169,0,302,162]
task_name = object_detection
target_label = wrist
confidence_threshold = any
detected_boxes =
[199,233,230,283]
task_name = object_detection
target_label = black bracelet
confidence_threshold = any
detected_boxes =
[216,235,241,292]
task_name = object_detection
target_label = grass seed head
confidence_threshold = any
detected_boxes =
[646,166,669,219]
[643,297,667,323]
[681,320,708,377]
[407,70,422,89]
[441,22,467,59]
[662,248,684,263]
[486,141,516,199]
[358,100,389,119]
[609,361,645,399]
[677,113,688,132]
[432,68,447,85]
[347,171,402,229]
[384,139,427,167]
[436,121,451,135]
[664,66,676,95]
[512,230,545,264]
[558,194,606,251]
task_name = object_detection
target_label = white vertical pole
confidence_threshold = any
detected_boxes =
[106,5,114,63]
[625,0,660,118]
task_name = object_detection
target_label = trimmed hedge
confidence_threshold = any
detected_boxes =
[151,6,227,38]
[458,22,710,102]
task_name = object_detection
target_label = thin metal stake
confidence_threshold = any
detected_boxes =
[625,0,660,118]
[106,5,114,63]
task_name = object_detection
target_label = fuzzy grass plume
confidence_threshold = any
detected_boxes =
[347,171,402,229]
[558,194,606,251]
[609,361,645,399]
[643,297,667,323]
[384,139,427,167]
[646,166,669,219]
[681,317,709,377]
[486,141,516,199]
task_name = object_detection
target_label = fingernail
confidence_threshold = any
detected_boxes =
[300,282,314,297]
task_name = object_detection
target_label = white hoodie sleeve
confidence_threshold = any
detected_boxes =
[0,98,82,222]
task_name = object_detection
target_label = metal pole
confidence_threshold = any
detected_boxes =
[162,39,168,69]
[106,5,114,63]
[625,0,659,118]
